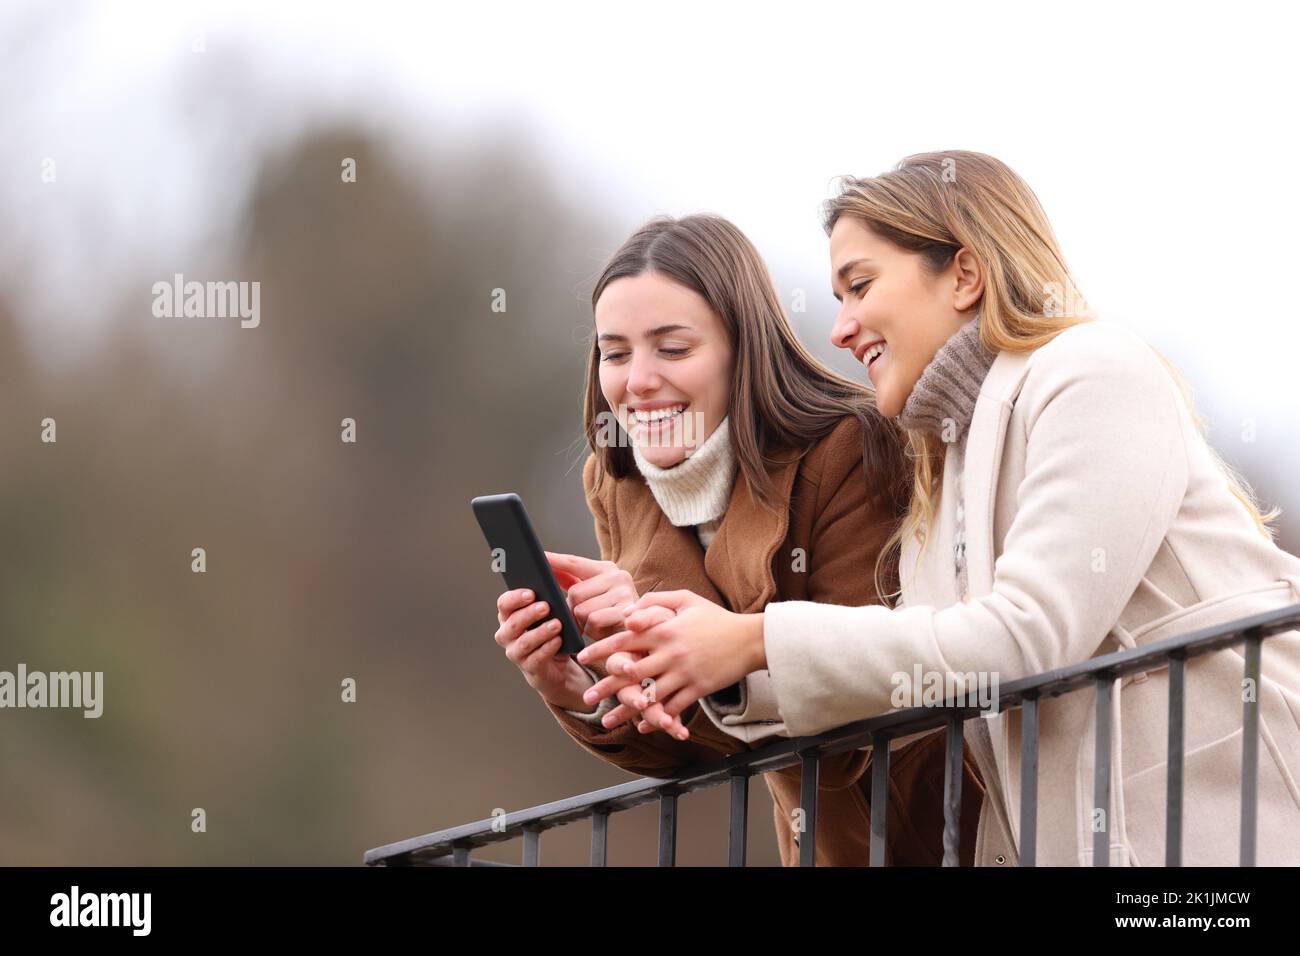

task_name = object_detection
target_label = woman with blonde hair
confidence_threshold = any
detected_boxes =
[491,212,986,865]
[579,151,1300,866]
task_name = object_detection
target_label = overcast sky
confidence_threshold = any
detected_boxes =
[4,0,1296,467]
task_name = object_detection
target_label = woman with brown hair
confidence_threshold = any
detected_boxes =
[491,212,985,865]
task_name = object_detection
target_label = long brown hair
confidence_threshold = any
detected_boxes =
[822,150,1281,600]
[582,213,909,556]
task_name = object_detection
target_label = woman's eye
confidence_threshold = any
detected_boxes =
[850,279,872,297]
[601,346,689,361]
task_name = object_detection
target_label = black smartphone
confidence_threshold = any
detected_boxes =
[471,492,586,656]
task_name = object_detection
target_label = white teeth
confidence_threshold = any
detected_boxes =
[632,404,686,424]
[863,342,887,365]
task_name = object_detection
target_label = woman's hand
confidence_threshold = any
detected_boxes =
[597,651,692,740]
[545,551,640,642]
[577,590,767,736]
[494,587,595,712]
[493,574,688,736]
[546,552,690,738]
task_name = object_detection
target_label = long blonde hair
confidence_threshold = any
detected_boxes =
[821,150,1280,602]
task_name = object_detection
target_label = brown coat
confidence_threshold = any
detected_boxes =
[544,415,985,865]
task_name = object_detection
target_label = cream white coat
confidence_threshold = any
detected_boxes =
[757,319,1300,866]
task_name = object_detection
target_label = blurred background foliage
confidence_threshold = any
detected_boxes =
[0,100,792,865]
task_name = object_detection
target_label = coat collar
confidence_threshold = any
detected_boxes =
[961,347,1035,597]
[634,447,802,614]
[707,449,802,613]
[922,345,1036,865]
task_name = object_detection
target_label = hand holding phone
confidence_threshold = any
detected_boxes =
[472,493,585,656]
[493,586,596,711]
[474,493,690,736]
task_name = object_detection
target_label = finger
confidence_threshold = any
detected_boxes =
[613,682,686,737]
[630,697,688,738]
[639,709,690,739]
[618,647,677,684]
[496,600,553,649]
[615,681,663,715]
[570,579,633,617]
[638,703,689,739]
[520,634,565,671]
[553,569,581,591]
[630,589,695,613]
[601,701,642,729]
[566,574,637,621]
[577,656,634,699]
[584,604,631,636]
[604,650,644,675]
[624,605,675,632]
[658,687,704,719]
[585,671,642,702]
[545,551,611,581]
[576,629,655,665]
[506,618,563,664]
[497,601,553,645]
[621,672,686,713]
[496,588,536,618]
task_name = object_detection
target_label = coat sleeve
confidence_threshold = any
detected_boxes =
[763,326,1192,737]
[542,453,748,777]
[704,418,895,732]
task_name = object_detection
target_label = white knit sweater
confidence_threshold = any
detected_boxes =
[630,414,736,547]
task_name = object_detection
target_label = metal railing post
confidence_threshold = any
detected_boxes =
[1092,674,1113,866]
[1166,652,1186,867]
[1241,627,1263,866]
[942,714,964,867]
[657,791,677,867]
[1019,694,1039,867]
[727,772,749,868]
[869,730,891,867]
[798,750,820,867]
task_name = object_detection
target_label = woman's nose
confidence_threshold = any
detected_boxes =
[830,311,859,351]
[626,352,662,394]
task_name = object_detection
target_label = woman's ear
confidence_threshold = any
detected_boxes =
[951,248,984,312]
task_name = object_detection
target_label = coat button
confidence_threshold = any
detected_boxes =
[994,854,1006,865]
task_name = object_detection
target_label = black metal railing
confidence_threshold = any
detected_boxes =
[365,602,1300,867]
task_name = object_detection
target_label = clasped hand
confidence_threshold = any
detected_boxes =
[574,586,765,742]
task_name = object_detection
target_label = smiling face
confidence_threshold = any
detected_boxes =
[594,270,734,468]
[828,217,982,418]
